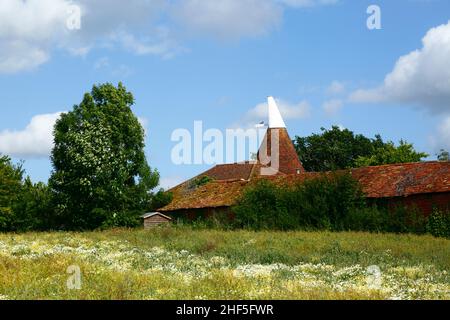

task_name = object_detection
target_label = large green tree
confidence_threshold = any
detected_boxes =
[49,83,159,230]
[0,155,23,231]
[354,140,429,167]
[294,126,428,172]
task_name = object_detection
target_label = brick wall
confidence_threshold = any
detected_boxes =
[377,192,450,216]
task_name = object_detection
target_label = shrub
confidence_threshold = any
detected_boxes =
[233,180,290,230]
[149,189,173,211]
[0,155,23,231]
[233,172,367,231]
[426,209,450,238]
[343,206,390,233]
[386,205,427,234]
[12,178,54,231]
[189,176,214,189]
[292,173,366,231]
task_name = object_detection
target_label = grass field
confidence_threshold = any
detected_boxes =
[0,227,449,300]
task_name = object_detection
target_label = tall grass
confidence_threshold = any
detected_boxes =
[0,227,448,300]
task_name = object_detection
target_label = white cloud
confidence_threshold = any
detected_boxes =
[112,28,186,59]
[278,0,339,8]
[349,21,450,113]
[0,0,339,73]
[323,99,343,115]
[0,0,171,73]
[0,0,71,73]
[0,112,63,158]
[170,0,283,40]
[326,81,346,95]
[0,40,49,74]
[236,98,310,128]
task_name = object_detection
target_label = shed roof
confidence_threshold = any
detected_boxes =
[142,212,173,220]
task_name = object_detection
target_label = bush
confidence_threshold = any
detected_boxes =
[426,209,450,238]
[12,178,54,231]
[343,206,390,233]
[233,172,436,235]
[233,180,292,230]
[0,156,23,231]
[386,205,427,234]
[233,172,367,231]
[292,173,366,231]
[149,189,173,211]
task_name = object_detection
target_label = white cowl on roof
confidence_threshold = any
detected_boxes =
[268,96,286,129]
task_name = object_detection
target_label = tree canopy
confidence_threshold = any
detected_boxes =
[0,155,23,231]
[49,83,159,230]
[294,126,428,172]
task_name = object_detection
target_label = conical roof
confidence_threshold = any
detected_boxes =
[257,97,304,176]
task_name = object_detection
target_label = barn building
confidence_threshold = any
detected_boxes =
[158,97,450,220]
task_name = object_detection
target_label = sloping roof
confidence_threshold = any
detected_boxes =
[201,162,256,181]
[351,161,450,198]
[257,128,305,175]
[160,179,248,212]
[159,161,450,212]
[142,212,172,220]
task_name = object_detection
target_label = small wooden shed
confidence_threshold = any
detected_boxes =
[142,212,172,229]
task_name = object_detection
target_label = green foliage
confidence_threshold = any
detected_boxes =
[437,149,450,162]
[341,206,389,233]
[11,178,54,232]
[0,155,23,231]
[294,126,374,172]
[49,83,159,230]
[294,126,428,171]
[0,156,54,232]
[355,140,428,167]
[291,173,366,231]
[233,173,366,231]
[190,176,214,189]
[149,189,173,211]
[427,209,450,238]
[385,205,427,234]
[233,174,434,235]
[232,180,288,230]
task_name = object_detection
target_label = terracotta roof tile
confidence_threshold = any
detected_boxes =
[201,162,256,181]
[159,161,450,212]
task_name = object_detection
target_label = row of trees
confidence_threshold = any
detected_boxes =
[294,126,432,172]
[0,83,171,232]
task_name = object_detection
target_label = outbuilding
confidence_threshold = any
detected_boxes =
[142,212,172,229]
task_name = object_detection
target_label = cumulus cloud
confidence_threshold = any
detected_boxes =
[323,99,343,115]
[349,21,450,113]
[170,0,283,40]
[235,98,311,128]
[326,81,346,95]
[0,0,171,74]
[0,112,63,158]
[0,0,72,73]
[0,0,339,73]
[278,0,339,8]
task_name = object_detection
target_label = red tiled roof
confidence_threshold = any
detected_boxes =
[160,179,248,212]
[351,161,450,198]
[258,128,305,175]
[159,161,450,212]
[201,162,256,181]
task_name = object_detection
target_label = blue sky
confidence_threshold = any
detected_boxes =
[1,0,450,189]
